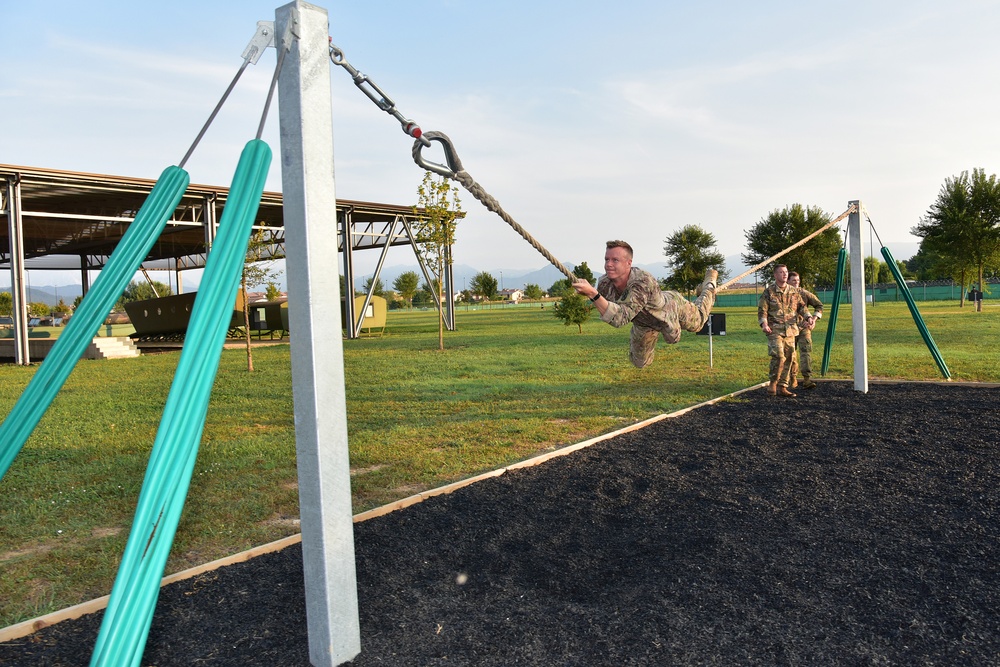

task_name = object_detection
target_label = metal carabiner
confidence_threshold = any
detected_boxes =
[412,131,463,178]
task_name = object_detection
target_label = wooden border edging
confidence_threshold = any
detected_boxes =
[0,380,770,642]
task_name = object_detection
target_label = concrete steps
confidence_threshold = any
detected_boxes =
[85,336,141,360]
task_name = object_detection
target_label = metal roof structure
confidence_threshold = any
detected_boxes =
[1,163,457,360]
[0,163,427,271]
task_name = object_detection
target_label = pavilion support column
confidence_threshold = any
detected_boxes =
[79,256,91,296]
[276,2,361,666]
[4,175,30,364]
[341,208,356,339]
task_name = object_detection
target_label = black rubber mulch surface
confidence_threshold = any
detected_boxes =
[3,381,999,666]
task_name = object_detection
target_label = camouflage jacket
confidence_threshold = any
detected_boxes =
[757,282,810,336]
[795,287,823,326]
[597,267,673,331]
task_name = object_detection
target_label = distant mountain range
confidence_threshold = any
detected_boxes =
[2,285,84,307]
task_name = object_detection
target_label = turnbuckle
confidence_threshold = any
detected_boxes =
[329,42,429,146]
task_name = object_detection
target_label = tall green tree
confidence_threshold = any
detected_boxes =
[414,172,462,350]
[470,271,498,302]
[115,279,172,310]
[912,169,1000,304]
[28,302,50,317]
[743,204,842,289]
[905,246,950,281]
[393,271,420,309]
[550,262,594,295]
[362,276,385,297]
[663,225,727,294]
[523,284,544,300]
[0,291,13,317]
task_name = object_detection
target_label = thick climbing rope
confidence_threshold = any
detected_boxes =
[718,204,856,290]
[412,131,577,281]
[330,42,861,287]
[329,43,576,281]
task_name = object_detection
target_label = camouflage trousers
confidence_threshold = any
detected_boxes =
[766,330,797,387]
[629,289,715,369]
[789,329,813,380]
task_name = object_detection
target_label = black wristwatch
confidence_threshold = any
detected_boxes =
[590,294,601,303]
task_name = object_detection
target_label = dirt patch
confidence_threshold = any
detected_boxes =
[259,514,300,531]
[90,527,121,540]
[0,544,54,564]
[2,382,999,666]
[349,465,386,477]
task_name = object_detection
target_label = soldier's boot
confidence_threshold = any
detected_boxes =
[790,377,798,389]
[800,376,817,390]
[695,269,719,297]
[777,385,797,398]
[767,381,777,396]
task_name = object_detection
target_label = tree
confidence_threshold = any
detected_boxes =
[553,292,593,333]
[549,278,571,296]
[574,262,595,283]
[241,229,281,372]
[362,276,385,297]
[913,169,1000,305]
[743,204,842,289]
[470,271,498,302]
[265,282,282,301]
[53,298,72,316]
[28,302,50,316]
[117,279,172,307]
[523,284,544,300]
[663,225,727,294]
[414,171,462,350]
[393,271,420,309]
[905,246,949,281]
[0,292,12,317]
[550,262,593,295]
[864,256,888,286]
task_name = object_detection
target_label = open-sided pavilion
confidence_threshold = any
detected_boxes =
[0,162,455,362]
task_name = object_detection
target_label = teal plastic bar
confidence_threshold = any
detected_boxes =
[820,247,847,376]
[90,140,271,667]
[0,166,190,481]
[881,247,951,379]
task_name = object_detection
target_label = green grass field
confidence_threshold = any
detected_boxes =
[0,301,997,627]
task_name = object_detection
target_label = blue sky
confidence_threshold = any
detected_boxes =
[4,1,1000,287]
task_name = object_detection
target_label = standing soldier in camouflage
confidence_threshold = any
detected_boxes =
[572,240,718,369]
[757,264,814,397]
[787,271,823,390]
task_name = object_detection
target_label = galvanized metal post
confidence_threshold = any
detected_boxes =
[275,2,361,665]
[847,201,868,393]
[4,175,31,364]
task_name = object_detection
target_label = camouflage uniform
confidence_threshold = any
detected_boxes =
[789,287,823,384]
[597,267,715,369]
[757,283,811,388]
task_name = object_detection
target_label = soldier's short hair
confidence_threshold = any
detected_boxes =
[788,271,799,279]
[774,264,787,274]
[606,240,634,258]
